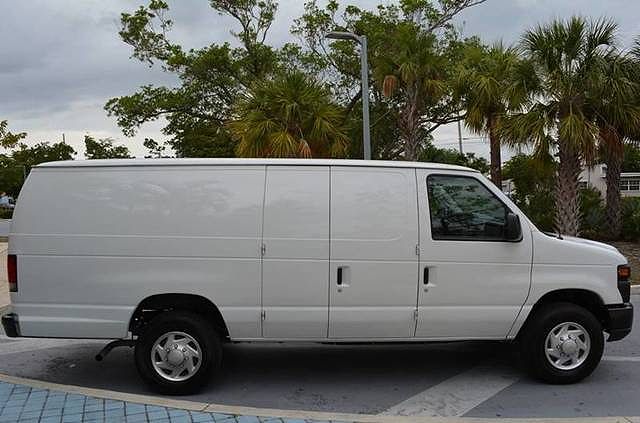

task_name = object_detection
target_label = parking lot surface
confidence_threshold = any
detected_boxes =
[0,294,637,419]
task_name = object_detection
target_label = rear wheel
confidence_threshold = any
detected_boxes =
[134,311,221,394]
[520,302,604,384]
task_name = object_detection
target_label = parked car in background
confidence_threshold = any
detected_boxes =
[2,159,633,394]
[0,192,14,209]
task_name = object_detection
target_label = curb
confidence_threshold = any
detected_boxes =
[0,373,636,423]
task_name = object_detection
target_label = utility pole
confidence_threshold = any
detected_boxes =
[326,31,371,160]
[457,118,463,154]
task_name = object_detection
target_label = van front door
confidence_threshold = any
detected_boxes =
[329,166,419,339]
[262,166,330,339]
[416,170,532,339]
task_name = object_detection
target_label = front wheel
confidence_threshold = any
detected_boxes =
[134,311,222,394]
[520,302,604,384]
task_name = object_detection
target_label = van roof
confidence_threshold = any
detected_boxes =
[36,158,479,172]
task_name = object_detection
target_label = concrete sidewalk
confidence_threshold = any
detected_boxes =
[0,379,314,423]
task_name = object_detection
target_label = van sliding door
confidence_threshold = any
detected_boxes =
[328,166,419,339]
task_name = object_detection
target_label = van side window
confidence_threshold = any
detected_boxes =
[427,175,510,241]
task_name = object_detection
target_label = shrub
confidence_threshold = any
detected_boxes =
[621,197,640,241]
[579,187,605,239]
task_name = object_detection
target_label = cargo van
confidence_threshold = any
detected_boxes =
[2,159,633,393]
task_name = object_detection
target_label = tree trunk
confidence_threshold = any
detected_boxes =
[601,127,623,239]
[399,87,421,161]
[488,116,502,188]
[554,141,582,236]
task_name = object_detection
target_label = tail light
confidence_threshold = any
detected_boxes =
[617,264,631,303]
[7,254,16,292]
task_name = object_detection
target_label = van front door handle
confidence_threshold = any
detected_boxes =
[337,267,343,286]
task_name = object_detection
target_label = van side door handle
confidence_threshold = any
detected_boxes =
[423,267,430,292]
[337,266,350,292]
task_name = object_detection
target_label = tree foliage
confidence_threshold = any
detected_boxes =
[622,143,640,172]
[419,143,489,173]
[106,0,283,157]
[503,153,556,231]
[593,46,640,238]
[229,72,349,158]
[455,43,526,186]
[84,135,132,159]
[0,120,27,149]
[142,138,172,158]
[499,17,618,236]
[293,0,486,160]
[1,141,76,198]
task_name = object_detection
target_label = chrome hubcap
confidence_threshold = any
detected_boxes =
[151,331,201,382]
[544,322,590,370]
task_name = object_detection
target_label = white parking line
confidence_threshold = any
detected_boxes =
[381,363,520,417]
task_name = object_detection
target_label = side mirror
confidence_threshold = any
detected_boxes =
[505,212,522,241]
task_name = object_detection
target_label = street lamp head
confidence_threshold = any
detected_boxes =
[325,31,361,43]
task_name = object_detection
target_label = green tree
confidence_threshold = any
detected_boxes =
[503,153,556,231]
[419,143,489,173]
[228,72,349,158]
[455,43,526,186]
[293,0,487,160]
[143,138,172,158]
[1,140,76,198]
[11,141,76,168]
[590,50,640,238]
[622,143,640,172]
[106,0,282,157]
[0,120,27,149]
[499,17,617,236]
[84,135,132,159]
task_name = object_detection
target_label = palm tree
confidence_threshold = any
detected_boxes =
[228,72,349,158]
[589,50,640,238]
[499,17,617,236]
[375,26,448,161]
[455,43,525,187]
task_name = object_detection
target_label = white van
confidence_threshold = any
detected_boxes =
[2,159,633,393]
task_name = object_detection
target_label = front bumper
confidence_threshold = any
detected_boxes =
[605,303,633,341]
[1,313,20,338]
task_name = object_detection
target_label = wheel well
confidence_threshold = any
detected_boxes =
[129,293,229,340]
[519,289,609,336]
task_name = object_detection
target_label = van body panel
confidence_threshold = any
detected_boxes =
[415,170,533,339]
[10,165,266,339]
[328,167,418,338]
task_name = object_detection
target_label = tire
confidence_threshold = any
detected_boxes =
[520,302,604,384]
[134,311,222,394]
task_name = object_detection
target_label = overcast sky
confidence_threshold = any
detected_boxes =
[2,0,640,159]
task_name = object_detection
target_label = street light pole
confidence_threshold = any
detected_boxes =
[325,31,371,160]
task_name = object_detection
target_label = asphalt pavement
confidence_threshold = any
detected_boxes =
[0,295,638,419]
